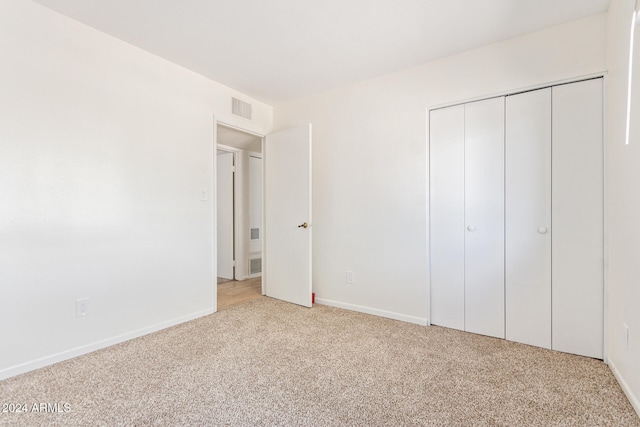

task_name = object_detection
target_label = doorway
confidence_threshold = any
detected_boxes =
[216,124,263,310]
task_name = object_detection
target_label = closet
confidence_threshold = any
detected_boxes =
[429,78,603,359]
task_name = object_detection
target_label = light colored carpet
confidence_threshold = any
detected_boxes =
[1,297,638,426]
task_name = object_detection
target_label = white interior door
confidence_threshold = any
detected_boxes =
[264,124,312,307]
[217,151,234,280]
[551,79,604,358]
[505,88,552,349]
[429,105,465,330]
[464,97,505,338]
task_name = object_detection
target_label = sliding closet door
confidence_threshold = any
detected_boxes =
[552,79,604,358]
[464,98,505,338]
[430,105,465,330]
[505,88,552,349]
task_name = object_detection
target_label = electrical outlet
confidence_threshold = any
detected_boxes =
[200,188,207,201]
[346,271,354,284]
[76,298,90,317]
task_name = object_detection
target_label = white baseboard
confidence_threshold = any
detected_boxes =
[0,308,215,381]
[608,358,640,418]
[238,273,262,281]
[314,298,428,326]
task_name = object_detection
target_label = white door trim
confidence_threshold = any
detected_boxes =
[216,149,235,280]
[216,146,238,280]
[429,72,607,112]
[213,117,266,311]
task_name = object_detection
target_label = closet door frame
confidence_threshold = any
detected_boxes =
[427,74,607,360]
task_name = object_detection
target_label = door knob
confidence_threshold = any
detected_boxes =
[467,225,475,232]
[538,227,547,234]
[298,222,309,229]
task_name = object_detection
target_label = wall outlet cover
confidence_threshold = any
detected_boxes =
[76,298,90,317]
[346,271,354,284]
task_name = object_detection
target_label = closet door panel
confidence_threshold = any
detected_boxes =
[552,79,604,358]
[430,105,465,330]
[505,88,552,349]
[464,97,505,338]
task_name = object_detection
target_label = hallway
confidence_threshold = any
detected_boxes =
[217,277,262,310]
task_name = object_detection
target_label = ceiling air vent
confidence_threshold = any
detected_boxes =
[232,97,252,120]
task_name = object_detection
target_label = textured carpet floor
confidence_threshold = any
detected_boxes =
[0,297,638,426]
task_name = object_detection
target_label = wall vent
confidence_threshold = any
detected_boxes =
[251,228,260,240]
[250,257,262,275]
[232,97,252,120]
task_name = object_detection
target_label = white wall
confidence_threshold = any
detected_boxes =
[274,14,606,324]
[606,0,640,414]
[0,0,272,378]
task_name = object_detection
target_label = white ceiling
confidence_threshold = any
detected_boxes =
[32,0,611,104]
